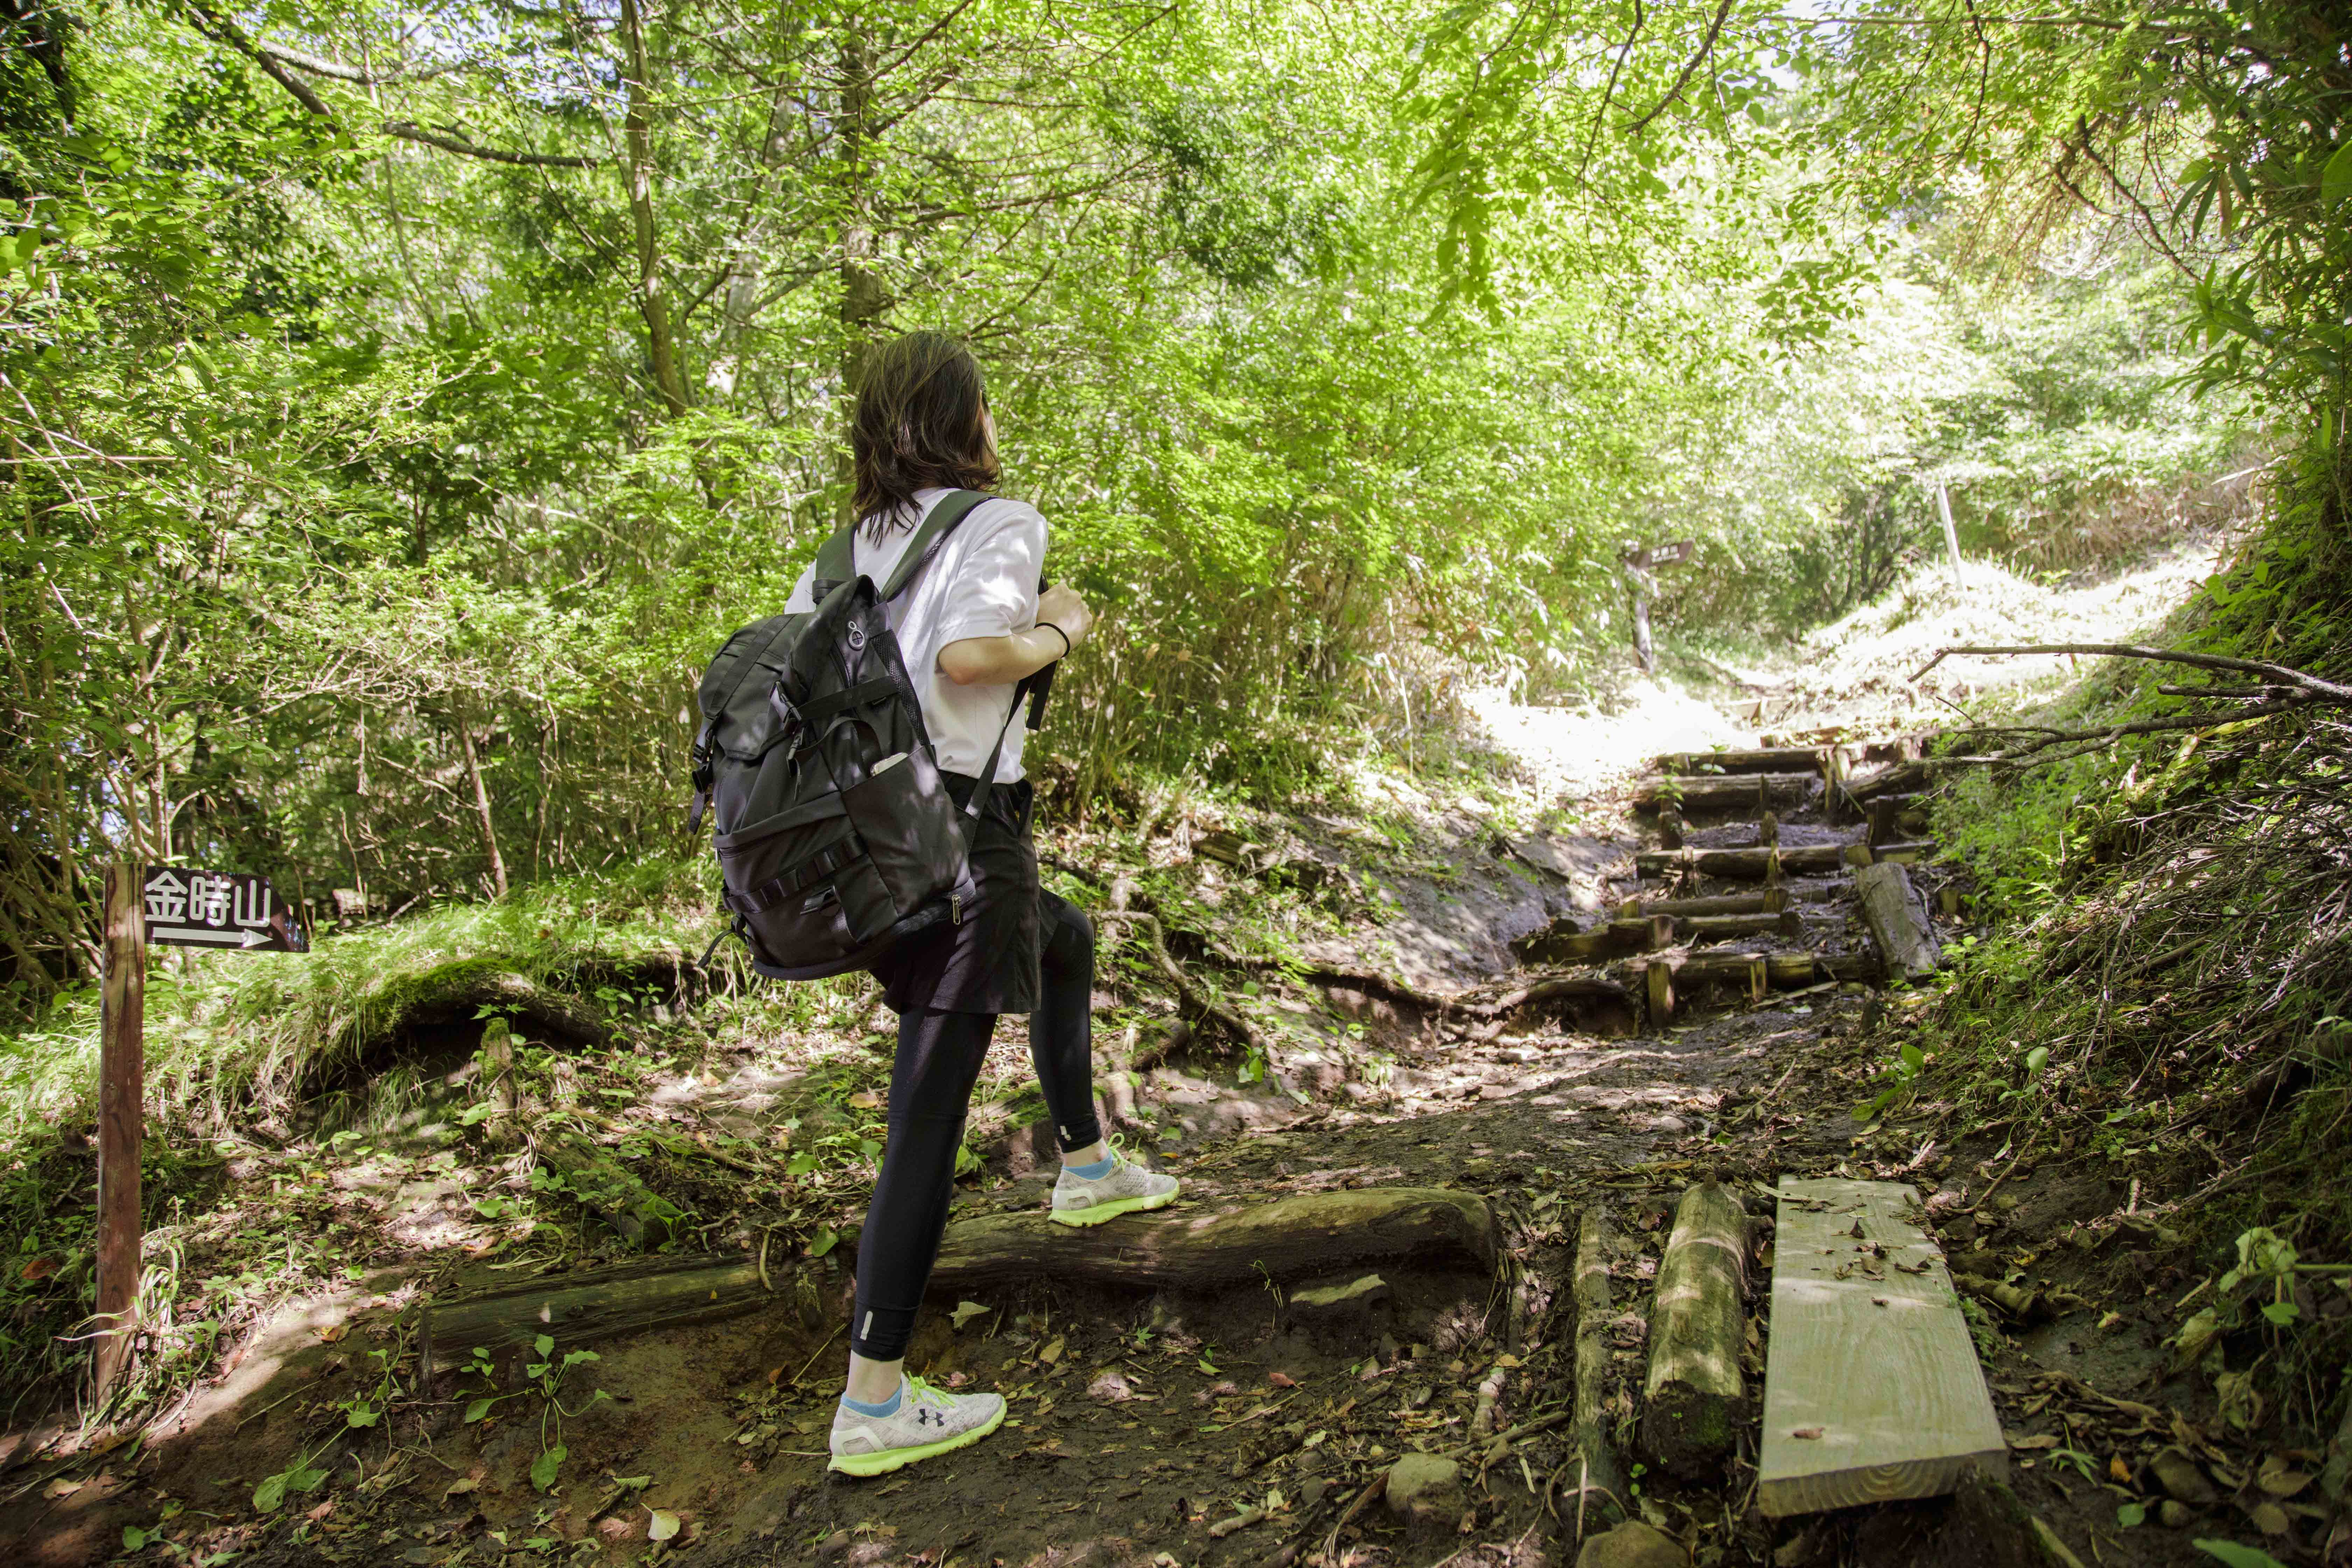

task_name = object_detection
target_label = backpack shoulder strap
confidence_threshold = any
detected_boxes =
[878,490,994,602]
[812,523,856,589]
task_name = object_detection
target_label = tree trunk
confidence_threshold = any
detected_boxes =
[618,0,689,417]
[1641,1182,1750,1477]
[456,706,509,899]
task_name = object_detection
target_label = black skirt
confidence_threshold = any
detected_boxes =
[869,772,1040,1016]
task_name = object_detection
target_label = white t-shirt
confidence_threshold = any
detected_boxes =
[783,487,1044,783]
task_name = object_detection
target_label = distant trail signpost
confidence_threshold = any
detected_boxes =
[1621,539,1696,674]
[94,864,306,1405]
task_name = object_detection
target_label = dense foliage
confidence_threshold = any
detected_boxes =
[0,0,2314,1003]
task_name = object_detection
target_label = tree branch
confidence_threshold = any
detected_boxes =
[1910,642,2352,701]
[1622,0,1734,138]
[382,120,598,168]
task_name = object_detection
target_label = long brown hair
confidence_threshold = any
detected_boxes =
[848,332,1000,537]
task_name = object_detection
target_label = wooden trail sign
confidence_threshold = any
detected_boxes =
[140,866,307,952]
[1620,538,1697,673]
[93,863,307,1407]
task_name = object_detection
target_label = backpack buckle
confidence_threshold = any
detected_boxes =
[766,685,810,748]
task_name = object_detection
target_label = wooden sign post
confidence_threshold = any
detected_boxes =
[93,864,146,1405]
[90,864,307,1408]
[1620,538,1696,674]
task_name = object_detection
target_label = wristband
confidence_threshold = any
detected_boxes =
[1039,622,1072,658]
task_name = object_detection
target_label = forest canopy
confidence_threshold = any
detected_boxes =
[2,0,2339,999]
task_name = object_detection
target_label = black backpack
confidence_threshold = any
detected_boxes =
[687,491,1031,980]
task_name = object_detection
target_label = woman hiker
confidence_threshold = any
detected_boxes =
[782,331,1181,1478]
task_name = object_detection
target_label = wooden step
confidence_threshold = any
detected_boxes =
[1636,844,1856,880]
[1682,910,1804,943]
[1866,795,1930,847]
[1758,1178,2005,1516]
[1634,772,1822,816]
[1511,915,1675,966]
[1621,889,1790,918]
[1637,950,1864,1020]
[1652,746,1827,777]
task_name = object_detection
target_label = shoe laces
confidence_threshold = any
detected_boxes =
[903,1374,956,1412]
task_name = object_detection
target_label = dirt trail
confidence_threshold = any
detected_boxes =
[6,551,2239,1568]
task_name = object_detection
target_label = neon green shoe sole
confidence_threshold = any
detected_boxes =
[827,1399,1005,1477]
[1049,1186,1179,1227]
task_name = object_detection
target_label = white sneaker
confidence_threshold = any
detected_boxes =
[828,1374,1006,1477]
[1050,1142,1180,1227]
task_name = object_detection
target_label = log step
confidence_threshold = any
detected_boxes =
[1682,910,1804,943]
[1512,915,1674,965]
[1636,844,1854,880]
[1652,747,1828,777]
[1635,772,1822,815]
[419,1187,1500,1379]
[1758,1177,2005,1516]
[1622,889,1789,918]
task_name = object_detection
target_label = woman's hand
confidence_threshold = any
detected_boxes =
[1036,584,1094,651]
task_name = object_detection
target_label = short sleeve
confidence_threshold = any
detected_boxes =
[780,560,818,615]
[930,500,1045,645]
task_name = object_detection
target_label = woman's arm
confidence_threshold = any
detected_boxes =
[938,584,1094,687]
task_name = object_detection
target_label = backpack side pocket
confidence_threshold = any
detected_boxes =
[841,743,971,918]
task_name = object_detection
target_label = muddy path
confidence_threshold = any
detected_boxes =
[4,703,2221,1568]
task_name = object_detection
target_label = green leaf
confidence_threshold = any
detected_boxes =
[530,1444,566,1492]
[2322,141,2352,208]
[252,1472,289,1513]
[647,1508,681,1541]
[808,1226,839,1258]
[2118,1502,2146,1527]
[533,1334,555,1356]
[123,1524,151,1550]
[344,1403,380,1428]
[2194,1544,2290,1568]
[463,1397,494,1423]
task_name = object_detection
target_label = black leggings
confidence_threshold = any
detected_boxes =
[850,891,1101,1360]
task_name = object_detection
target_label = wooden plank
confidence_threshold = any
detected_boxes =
[93,862,146,1405]
[1758,1178,2005,1517]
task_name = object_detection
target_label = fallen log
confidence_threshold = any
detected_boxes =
[1568,1205,1626,1522]
[1635,772,1820,816]
[420,1254,768,1380]
[1856,862,1941,980]
[1871,839,1935,864]
[1641,1183,1751,1477]
[1681,910,1802,944]
[1652,747,1827,777]
[1512,916,1675,966]
[1635,844,1846,881]
[929,1186,1498,1293]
